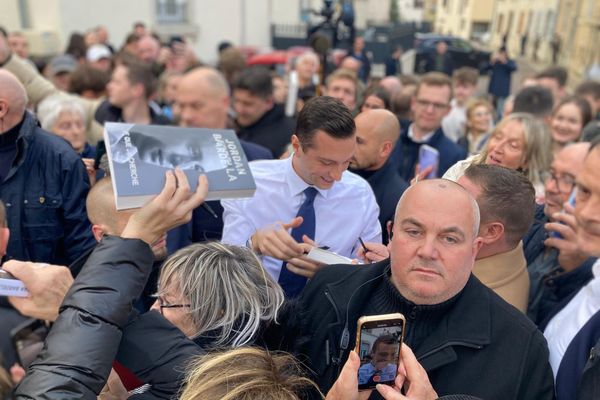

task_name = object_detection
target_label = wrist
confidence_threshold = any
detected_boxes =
[247,233,261,255]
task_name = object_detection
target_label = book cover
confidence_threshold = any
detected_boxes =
[103,122,256,210]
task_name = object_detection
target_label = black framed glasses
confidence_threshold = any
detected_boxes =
[541,171,576,194]
[151,294,191,315]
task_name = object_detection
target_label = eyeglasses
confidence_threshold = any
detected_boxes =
[541,171,577,194]
[415,99,449,111]
[151,294,191,315]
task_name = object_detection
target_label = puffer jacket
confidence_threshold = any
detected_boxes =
[14,236,154,399]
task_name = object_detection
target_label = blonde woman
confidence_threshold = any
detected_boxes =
[458,99,494,156]
[444,112,552,200]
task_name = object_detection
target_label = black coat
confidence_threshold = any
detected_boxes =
[353,160,408,244]
[237,104,295,158]
[271,261,555,400]
[14,237,153,399]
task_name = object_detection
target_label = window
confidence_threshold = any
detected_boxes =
[451,38,472,51]
[156,0,187,24]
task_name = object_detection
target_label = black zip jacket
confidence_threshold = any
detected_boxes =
[269,260,555,400]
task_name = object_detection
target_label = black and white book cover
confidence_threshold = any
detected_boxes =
[103,122,256,210]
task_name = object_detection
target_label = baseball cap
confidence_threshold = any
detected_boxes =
[87,44,112,62]
[49,54,77,76]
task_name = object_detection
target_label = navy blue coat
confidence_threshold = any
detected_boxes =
[390,122,467,182]
[353,159,409,244]
[0,112,95,265]
[484,59,517,98]
[524,205,595,325]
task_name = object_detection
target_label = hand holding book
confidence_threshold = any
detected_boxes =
[122,169,208,246]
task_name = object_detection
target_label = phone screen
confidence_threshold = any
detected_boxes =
[357,319,404,390]
[418,145,440,179]
[11,319,50,368]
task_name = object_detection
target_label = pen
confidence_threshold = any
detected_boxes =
[358,237,368,254]
[202,203,218,219]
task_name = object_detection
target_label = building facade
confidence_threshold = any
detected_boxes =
[489,0,560,63]
[555,0,600,83]
[434,0,494,42]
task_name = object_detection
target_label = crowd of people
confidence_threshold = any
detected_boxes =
[0,20,600,400]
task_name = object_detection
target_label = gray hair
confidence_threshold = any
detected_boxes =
[158,242,285,348]
[36,95,87,131]
[474,112,552,189]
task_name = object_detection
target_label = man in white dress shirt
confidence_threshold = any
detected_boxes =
[543,137,600,400]
[221,96,381,296]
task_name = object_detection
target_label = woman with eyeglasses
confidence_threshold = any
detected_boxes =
[150,242,284,349]
[444,112,552,201]
[457,99,494,156]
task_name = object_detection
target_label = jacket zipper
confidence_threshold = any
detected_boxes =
[324,289,345,370]
[418,341,484,361]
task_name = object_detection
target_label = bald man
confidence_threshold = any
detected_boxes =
[275,179,554,399]
[0,70,95,265]
[166,67,272,252]
[350,109,408,244]
[82,177,167,309]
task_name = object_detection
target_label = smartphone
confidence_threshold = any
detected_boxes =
[11,318,50,368]
[0,269,29,297]
[356,313,406,391]
[418,144,440,179]
[549,188,577,239]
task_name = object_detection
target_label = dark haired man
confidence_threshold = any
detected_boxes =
[513,85,555,124]
[536,66,569,104]
[94,57,170,126]
[459,164,536,312]
[222,96,381,297]
[232,66,296,158]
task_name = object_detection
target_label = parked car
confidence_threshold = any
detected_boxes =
[413,33,491,74]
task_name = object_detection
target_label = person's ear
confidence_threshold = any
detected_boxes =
[380,141,393,159]
[478,221,505,245]
[291,134,302,155]
[0,99,9,119]
[91,224,107,242]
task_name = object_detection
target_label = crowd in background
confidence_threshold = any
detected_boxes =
[0,20,600,400]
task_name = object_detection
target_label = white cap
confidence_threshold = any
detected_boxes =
[87,44,111,62]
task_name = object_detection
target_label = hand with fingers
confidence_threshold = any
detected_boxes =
[376,343,438,400]
[357,242,390,263]
[411,164,434,186]
[544,203,590,272]
[4,261,74,321]
[251,217,306,261]
[122,169,209,246]
[285,235,326,278]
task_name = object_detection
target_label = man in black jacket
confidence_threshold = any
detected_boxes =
[233,66,295,158]
[274,179,554,399]
[350,109,408,244]
[389,72,466,181]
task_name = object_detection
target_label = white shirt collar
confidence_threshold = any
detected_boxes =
[284,156,329,199]
[407,124,436,143]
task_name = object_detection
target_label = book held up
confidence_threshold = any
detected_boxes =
[103,122,256,210]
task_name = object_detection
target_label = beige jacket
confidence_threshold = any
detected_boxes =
[4,54,105,144]
[472,241,530,313]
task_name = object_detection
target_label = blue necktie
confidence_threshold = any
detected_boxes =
[278,187,318,297]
